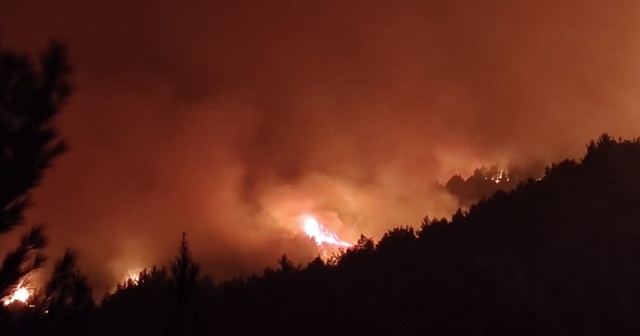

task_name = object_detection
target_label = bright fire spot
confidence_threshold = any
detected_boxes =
[301,215,351,247]
[124,273,140,286]
[113,272,142,292]
[490,170,509,184]
[3,287,31,306]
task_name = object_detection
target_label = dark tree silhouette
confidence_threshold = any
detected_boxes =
[0,226,47,299]
[0,41,70,304]
[40,249,93,314]
[166,233,201,336]
[170,233,200,309]
[94,267,172,336]
[29,249,93,336]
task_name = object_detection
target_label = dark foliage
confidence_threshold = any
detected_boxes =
[0,40,69,234]
[0,39,70,298]
[0,41,97,336]
[170,233,200,310]
[0,226,47,299]
[93,267,172,336]
[2,249,93,336]
[94,234,212,336]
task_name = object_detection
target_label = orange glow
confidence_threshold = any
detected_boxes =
[300,214,351,247]
[123,272,140,286]
[3,286,31,306]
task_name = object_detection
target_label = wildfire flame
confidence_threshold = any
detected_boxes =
[3,286,31,306]
[301,215,351,247]
[122,272,140,287]
[127,273,140,284]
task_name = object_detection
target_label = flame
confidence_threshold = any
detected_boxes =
[3,286,31,306]
[301,215,351,247]
[127,273,140,285]
[122,272,140,287]
[491,170,509,184]
[112,270,142,292]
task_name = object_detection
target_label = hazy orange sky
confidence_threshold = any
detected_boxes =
[2,0,640,295]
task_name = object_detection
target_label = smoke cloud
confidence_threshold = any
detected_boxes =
[1,0,640,295]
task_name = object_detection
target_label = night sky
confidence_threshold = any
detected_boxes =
[2,0,640,295]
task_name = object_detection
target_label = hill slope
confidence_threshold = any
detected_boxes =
[94,134,640,336]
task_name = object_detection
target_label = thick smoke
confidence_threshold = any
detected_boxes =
[1,0,640,295]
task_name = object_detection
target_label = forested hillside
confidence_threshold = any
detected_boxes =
[87,134,640,336]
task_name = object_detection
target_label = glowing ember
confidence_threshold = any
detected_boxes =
[301,215,351,247]
[3,286,31,306]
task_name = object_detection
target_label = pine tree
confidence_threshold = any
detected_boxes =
[0,41,70,300]
[170,233,200,309]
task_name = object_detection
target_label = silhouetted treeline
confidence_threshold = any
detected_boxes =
[87,134,640,336]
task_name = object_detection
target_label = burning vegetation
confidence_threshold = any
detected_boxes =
[300,214,351,248]
[3,286,31,306]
